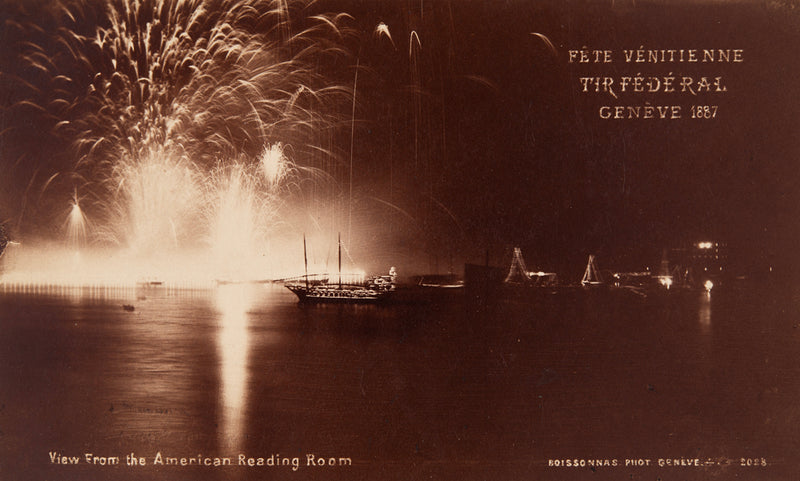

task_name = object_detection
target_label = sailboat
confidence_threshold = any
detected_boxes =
[284,234,396,303]
[504,247,558,287]
[580,254,605,287]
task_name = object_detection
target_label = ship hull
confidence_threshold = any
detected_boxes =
[286,285,389,304]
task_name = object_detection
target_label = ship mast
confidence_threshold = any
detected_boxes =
[303,234,309,290]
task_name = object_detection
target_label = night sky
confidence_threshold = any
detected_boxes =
[1,0,798,276]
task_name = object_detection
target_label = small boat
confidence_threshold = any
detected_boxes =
[580,254,605,287]
[285,234,395,304]
[136,277,164,287]
[418,274,464,289]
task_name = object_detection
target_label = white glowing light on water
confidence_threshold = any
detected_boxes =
[216,283,252,447]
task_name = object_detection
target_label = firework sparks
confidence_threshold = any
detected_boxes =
[65,190,89,250]
[530,32,558,58]
[374,21,395,49]
[207,161,269,280]
[108,148,201,253]
[258,142,289,187]
[6,0,354,282]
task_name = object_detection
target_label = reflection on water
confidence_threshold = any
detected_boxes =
[698,291,712,334]
[2,283,800,480]
[215,284,254,449]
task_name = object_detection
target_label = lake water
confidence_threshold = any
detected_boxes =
[1,281,799,480]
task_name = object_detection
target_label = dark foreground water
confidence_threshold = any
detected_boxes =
[1,282,799,481]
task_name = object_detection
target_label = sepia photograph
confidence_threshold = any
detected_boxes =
[1,0,798,479]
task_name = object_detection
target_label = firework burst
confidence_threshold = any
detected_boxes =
[204,150,289,280]
[9,0,354,268]
[65,190,89,249]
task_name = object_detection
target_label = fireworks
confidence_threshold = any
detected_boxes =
[65,190,89,249]
[3,0,479,286]
[5,0,355,281]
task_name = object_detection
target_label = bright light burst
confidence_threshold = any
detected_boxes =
[258,142,289,187]
[208,162,265,280]
[65,191,89,249]
[12,0,353,280]
[106,147,201,254]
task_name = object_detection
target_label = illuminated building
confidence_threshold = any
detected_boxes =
[661,241,729,288]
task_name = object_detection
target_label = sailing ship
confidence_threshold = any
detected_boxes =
[504,247,558,287]
[284,234,396,303]
[580,254,604,287]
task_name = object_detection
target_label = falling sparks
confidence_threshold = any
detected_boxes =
[6,0,354,281]
[65,191,89,250]
[530,32,558,58]
[108,149,201,253]
[258,143,289,187]
[374,21,395,49]
[207,163,265,280]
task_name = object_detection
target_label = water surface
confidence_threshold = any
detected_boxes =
[1,282,799,480]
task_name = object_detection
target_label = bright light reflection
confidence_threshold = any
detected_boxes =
[216,284,254,448]
[0,232,368,291]
[698,290,712,333]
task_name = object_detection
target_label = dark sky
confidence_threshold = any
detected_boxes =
[336,0,800,273]
[1,0,798,275]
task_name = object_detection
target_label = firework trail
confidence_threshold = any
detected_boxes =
[7,0,354,260]
[65,189,89,249]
